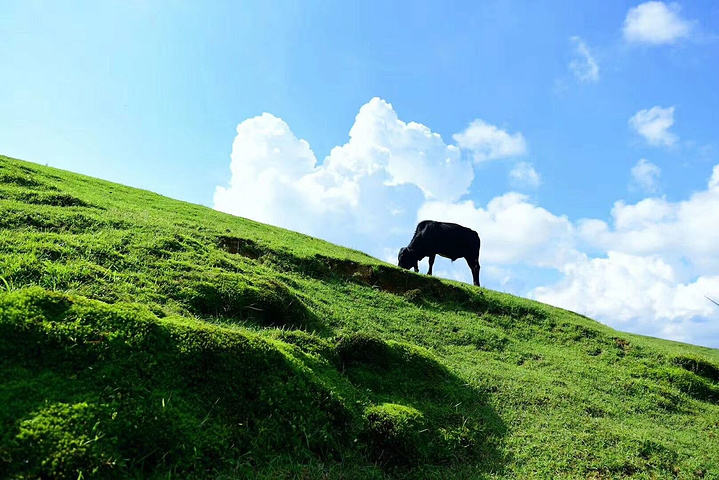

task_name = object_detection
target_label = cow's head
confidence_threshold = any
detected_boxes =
[398,247,418,271]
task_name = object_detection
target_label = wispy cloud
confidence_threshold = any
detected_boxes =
[631,158,661,193]
[629,106,678,146]
[509,162,541,189]
[569,36,599,83]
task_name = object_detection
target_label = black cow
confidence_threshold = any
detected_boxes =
[398,220,481,287]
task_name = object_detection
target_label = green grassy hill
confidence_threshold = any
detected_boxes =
[1,154,718,479]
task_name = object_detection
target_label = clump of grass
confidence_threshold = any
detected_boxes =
[672,354,719,382]
[337,332,394,369]
[15,402,117,479]
[0,171,44,187]
[18,191,94,208]
[362,403,429,468]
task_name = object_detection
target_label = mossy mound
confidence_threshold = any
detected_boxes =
[362,403,429,467]
[0,288,352,478]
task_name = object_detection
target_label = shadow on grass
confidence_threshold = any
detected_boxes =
[167,273,330,334]
[0,288,353,478]
[336,332,508,474]
[217,237,544,322]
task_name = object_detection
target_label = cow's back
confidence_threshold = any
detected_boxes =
[409,220,479,261]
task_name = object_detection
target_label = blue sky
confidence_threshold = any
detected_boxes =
[2,1,719,347]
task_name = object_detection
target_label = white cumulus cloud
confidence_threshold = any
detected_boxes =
[569,36,599,83]
[545,164,719,345]
[452,120,527,162]
[709,164,719,190]
[623,1,692,45]
[419,193,580,269]
[578,167,719,272]
[509,162,541,189]
[531,252,719,344]
[214,97,472,255]
[631,158,661,193]
[629,106,678,146]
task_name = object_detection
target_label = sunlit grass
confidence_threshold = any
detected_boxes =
[1,154,718,479]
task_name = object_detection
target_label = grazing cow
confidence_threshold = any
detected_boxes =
[398,220,481,287]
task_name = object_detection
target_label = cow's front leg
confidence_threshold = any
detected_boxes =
[427,254,436,276]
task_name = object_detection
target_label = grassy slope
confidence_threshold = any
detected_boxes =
[1,154,718,479]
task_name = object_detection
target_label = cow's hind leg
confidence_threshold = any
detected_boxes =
[465,256,480,287]
[427,254,436,276]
